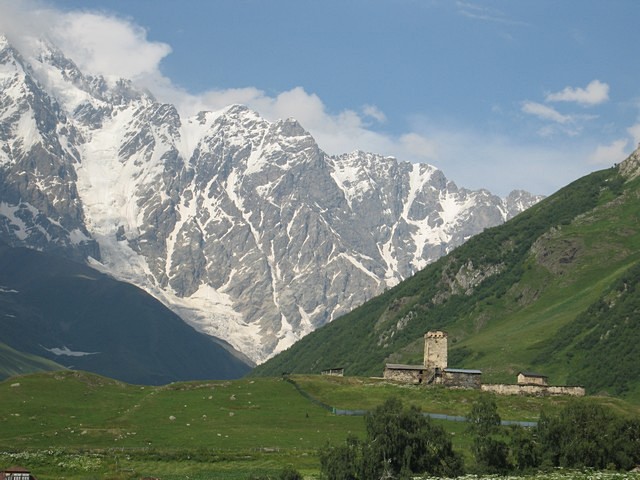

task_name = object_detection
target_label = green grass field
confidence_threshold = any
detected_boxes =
[2,371,640,479]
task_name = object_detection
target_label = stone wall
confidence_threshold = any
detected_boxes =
[440,371,481,389]
[482,383,585,397]
[384,366,424,384]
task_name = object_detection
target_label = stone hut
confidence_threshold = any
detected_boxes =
[517,372,548,386]
[482,371,584,397]
[321,367,344,377]
[383,364,428,384]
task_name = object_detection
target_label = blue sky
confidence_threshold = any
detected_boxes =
[2,0,639,195]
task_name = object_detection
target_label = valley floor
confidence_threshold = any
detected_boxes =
[1,372,639,479]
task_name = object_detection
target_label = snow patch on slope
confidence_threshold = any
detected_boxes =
[178,110,223,162]
[43,345,100,357]
[329,152,379,207]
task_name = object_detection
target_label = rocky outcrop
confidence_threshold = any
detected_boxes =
[619,146,640,181]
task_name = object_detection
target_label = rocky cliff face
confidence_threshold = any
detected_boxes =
[0,35,543,363]
[0,37,97,261]
[619,146,640,181]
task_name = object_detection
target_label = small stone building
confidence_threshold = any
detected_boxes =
[321,367,344,377]
[517,372,548,386]
[383,364,428,384]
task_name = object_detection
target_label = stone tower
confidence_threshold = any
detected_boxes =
[424,331,447,371]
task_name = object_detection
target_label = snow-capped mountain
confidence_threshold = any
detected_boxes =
[0,35,543,363]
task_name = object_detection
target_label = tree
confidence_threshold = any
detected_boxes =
[611,417,640,470]
[466,395,510,473]
[473,437,510,473]
[247,466,303,480]
[539,401,612,469]
[466,395,501,437]
[320,397,463,479]
[365,397,463,478]
[279,465,304,480]
[319,434,368,480]
[538,400,640,470]
[508,425,540,471]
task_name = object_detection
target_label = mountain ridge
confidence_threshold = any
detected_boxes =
[0,34,542,363]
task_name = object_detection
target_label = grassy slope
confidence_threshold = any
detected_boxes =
[0,243,251,384]
[1,371,639,479]
[0,371,361,479]
[253,165,640,401]
[447,175,640,388]
[0,342,63,378]
[0,371,360,451]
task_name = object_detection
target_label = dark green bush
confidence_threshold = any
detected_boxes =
[320,397,463,479]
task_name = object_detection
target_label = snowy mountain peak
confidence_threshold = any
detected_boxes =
[274,117,309,137]
[0,34,10,50]
[0,35,543,363]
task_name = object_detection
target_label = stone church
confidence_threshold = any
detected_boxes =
[383,331,482,388]
[383,330,585,396]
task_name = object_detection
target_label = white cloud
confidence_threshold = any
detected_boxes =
[521,100,600,138]
[51,12,172,81]
[627,123,640,147]
[400,119,593,195]
[362,104,387,123]
[398,133,438,161]
[456,1,527,26]
[0,1,52,53]
[588,139,629,165]
[521,101,571,124]
[0,0,171,83]
[545,80,610,106]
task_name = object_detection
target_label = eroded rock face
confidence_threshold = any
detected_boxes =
[619,147,640,181]
[0,38,97,261]
[0,35,543,363]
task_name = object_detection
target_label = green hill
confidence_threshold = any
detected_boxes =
[0,341,63,378]
[253,150,640,400]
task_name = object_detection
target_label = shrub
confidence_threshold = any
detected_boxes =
[320,397,463,479]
